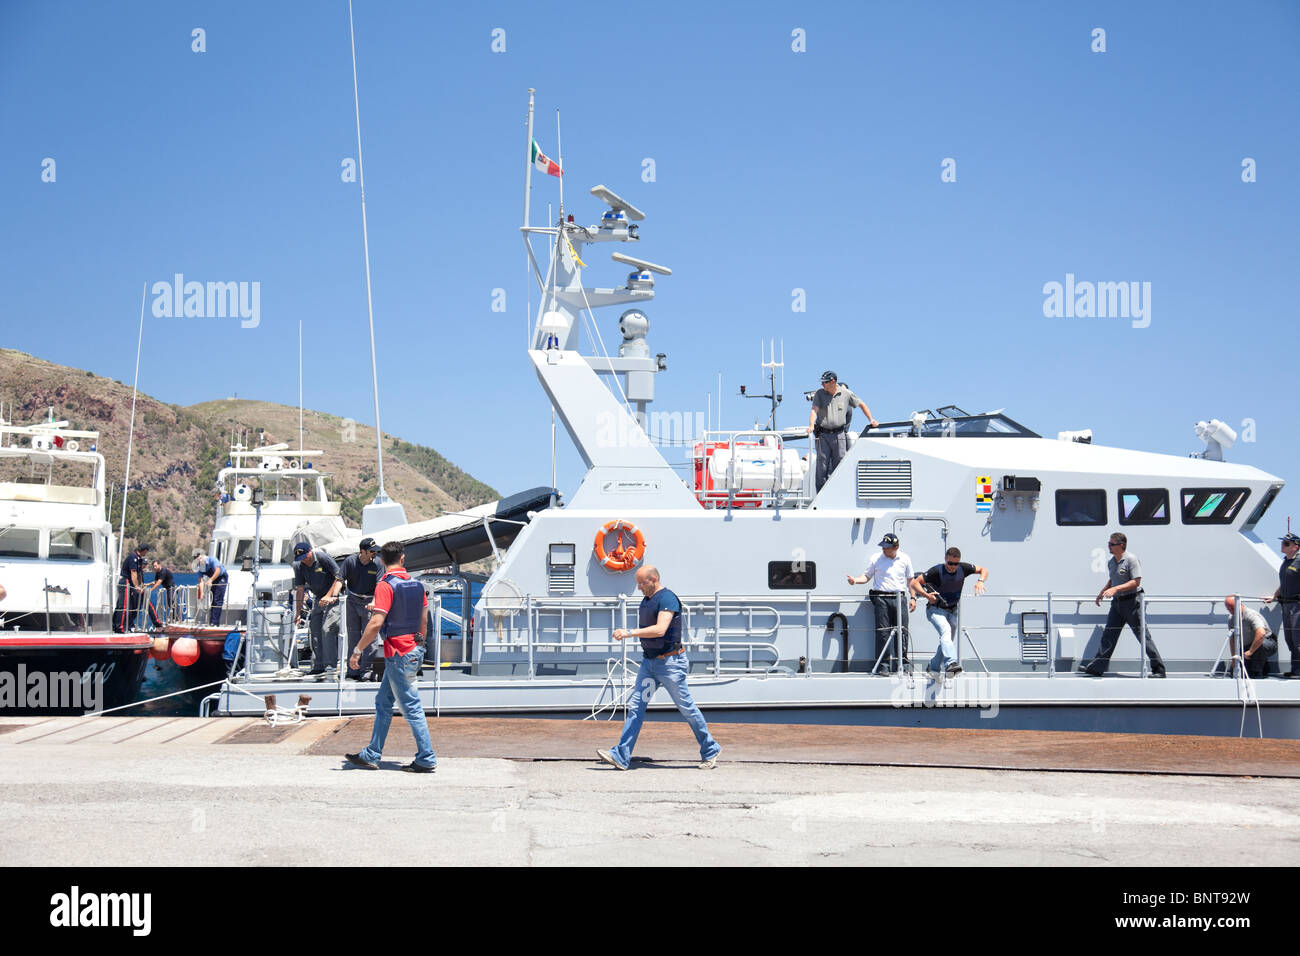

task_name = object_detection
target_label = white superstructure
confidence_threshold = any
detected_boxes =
[196,442,351,624]
[0,418,116,628]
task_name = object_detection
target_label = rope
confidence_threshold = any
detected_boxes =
[80,678,228,717]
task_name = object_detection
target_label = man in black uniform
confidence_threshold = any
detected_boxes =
[113,543,149,632]
[293,542,343,678]
[340,537,382,679]
[1264,532,1300,678]
[145,559,175,628]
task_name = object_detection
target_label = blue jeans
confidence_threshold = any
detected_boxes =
[927,606,958,672]
[360,646,436,768]
[610,653,720,766]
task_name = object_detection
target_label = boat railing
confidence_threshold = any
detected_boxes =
[479,590,1277,681]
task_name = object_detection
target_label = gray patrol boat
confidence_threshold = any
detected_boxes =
[211,135,1296,738]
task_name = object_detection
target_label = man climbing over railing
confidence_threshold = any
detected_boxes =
[912,547,989,679]
[597,564,722,771]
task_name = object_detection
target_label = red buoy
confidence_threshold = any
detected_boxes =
[172,637,200,667]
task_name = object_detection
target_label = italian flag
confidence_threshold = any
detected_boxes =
[531,139,563,178]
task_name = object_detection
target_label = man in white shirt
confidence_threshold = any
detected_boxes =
[848,533,916,674]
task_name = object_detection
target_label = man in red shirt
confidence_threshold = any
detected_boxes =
[344,541,437,773]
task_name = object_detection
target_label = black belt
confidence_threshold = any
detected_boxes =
[815,426,846,435]
[1112,589,1143,600]
[1279,597,1300,605]
[869,590,907,596]
[347,592,374,601]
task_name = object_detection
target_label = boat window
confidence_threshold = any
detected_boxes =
[1242,485,1281,533]
[1181,488,1250,525]
[48,529,96,561]
[1117,489,1170,526]
[768,561,817,589]
[232,538,276,563]
[0,528,40,558]
[1055,489,1106,526]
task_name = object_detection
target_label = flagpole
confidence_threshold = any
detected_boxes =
[524,89,536,349]
[555,109,564,217]
[523,89,535,230]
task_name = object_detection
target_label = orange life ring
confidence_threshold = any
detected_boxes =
[594,520,646,572]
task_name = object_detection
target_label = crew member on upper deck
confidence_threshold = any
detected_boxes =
[808,371,877,492]
[1263,532,1300,678]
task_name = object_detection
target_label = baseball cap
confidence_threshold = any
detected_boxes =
[878,533,900,548]
[292,542,311,558]
[359,537,379,552]
[1282,533,1300,546]
[821,370,837,383]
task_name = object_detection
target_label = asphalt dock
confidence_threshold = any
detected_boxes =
[2,715,1298,866]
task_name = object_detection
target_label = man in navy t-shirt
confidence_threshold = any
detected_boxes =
[910,546,989,678]
[597,565,721,771]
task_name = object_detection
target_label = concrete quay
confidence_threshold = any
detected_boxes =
[1,715,1297,866]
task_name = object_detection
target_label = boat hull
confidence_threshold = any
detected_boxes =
[0,633,152,715]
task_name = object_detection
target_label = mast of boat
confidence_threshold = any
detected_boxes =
[115,283,146,577]
[347,0,405,533]
[298,319,304,501]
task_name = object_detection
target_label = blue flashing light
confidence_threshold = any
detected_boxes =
[305,462,313,469]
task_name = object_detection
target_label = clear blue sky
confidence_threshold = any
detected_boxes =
[2,1,1297,539]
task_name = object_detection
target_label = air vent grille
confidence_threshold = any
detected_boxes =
[856,460,913,500]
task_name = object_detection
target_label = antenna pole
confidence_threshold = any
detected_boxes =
[116,282,146,577]
[348,0,389,502]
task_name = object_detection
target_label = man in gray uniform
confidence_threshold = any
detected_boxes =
[1264,532,1300,678]
[341,536,382,680]
[1081,532,1167,677]
[1223,595,1276,678]
[293,542,343,679]
[807,371,878,492]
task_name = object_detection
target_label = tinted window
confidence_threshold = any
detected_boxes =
[48,529,95,561]
[1181,488,1250,525]
[0,528,40,558]
[1118,489,1170,526]
[1055,489,1106,526]
[768,561,817,589]
[1242,485,1281,533]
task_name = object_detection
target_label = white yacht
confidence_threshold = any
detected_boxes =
[0,418,151,712]
[163,442,350,660]
[211,158,1296,738]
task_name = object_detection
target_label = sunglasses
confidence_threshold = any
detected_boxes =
[944,561,960,568]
